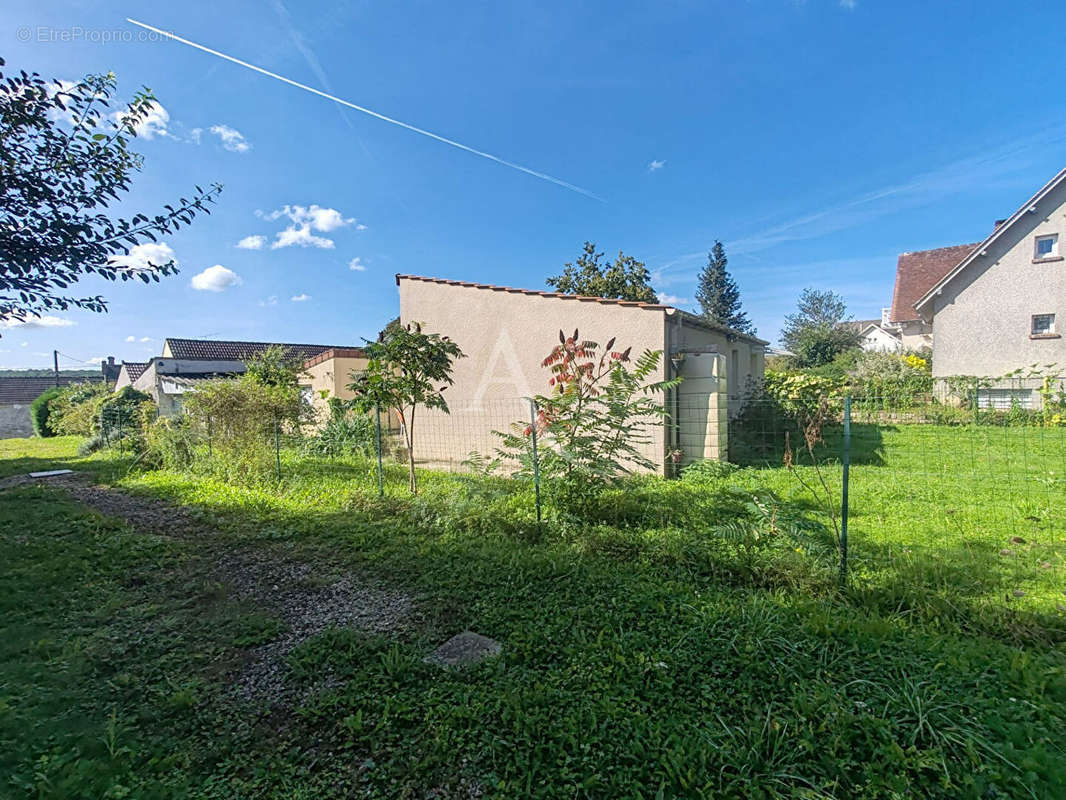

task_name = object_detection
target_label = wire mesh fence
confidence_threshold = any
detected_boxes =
[88,386,1064,625]
[729,392,1066,621]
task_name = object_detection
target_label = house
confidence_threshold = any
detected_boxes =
[300,347,370,421]
[396,273,768,473]
[840,319,902,353]
[0,376,82,438]
[888,243,979,351]
[892,166,1066,407]
[118,338,355,415]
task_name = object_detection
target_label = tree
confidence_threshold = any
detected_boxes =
[546,242,658,302]
[780,288,862,367]
[244,345,304,388]
[695,241,754,334]
[0,58,221,327]
[348,321,464,494]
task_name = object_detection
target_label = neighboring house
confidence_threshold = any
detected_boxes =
[889,243,980,351]
[396,273,768,473]
[889,166,1066,408]
[301,347,370,422]
[121,338,355,416]
[113,361,148,389]
[0,376,82,438]
[840,319,902,353]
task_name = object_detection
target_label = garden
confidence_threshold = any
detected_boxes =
[2,337,1065,798]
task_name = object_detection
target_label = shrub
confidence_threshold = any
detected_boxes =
[304,399,376,458]
[182,372,310,483]
[847,351,933,405]
[29,386,64,437]
[50,382,114,436]
[491,330,678,517]
[143,414,199,471]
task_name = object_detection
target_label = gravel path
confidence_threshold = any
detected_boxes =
[2,471,415,705]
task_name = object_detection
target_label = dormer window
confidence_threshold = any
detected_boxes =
[1035,234,1059,260]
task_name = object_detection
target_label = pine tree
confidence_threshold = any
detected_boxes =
[695,241,754,334]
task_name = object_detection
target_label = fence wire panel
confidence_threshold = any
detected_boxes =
[846,397,1065,618]
[730,395,1066,621]
[401,398,533,473]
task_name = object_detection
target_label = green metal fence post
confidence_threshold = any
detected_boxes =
[375,405,385,498]
[529,399,542,525]
[274,417,282,482]
[840,395,851,588]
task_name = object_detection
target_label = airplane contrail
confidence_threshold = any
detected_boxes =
[126,18,604,201]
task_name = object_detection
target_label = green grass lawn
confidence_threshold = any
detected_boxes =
[2,432,1065,798]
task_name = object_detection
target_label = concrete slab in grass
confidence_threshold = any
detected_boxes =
[424,631,502,669]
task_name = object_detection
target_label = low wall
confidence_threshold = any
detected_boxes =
[0,403,34,438]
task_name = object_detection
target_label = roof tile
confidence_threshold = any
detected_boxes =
[890,243,978,322]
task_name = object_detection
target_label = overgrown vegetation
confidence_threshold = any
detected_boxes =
[490,330,679,516]
[159,347,311,482]
[2,433,1064,797]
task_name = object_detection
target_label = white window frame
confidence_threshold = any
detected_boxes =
[976,388,1035,410]
[1032,313,1056,335]
[1034,234,1059,259]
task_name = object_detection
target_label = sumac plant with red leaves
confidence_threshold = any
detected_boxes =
[492,329,679,513]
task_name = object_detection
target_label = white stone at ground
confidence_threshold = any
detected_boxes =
[424,631,502,668]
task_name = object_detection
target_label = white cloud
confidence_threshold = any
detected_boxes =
[273,226,334,249]
[348,257,366,271]
[260,204,359,250]
[209,124,251,153]
[112,101,172,140]
[839,0,856,8]
[1,315,76,330]
[127,335,153,343]
[20,341,28,347]
[189,127,203,145]
[190,265,242,292]
[259,296,279,307]
[657,294,689,306]
[125,335,136,342]
[648,159,666,172]
[356,223,368,231]
[140,336,153,343]
[110,242,177,270]
[236,235,266,250]
[290,293,311,302]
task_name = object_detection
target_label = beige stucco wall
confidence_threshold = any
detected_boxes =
[302,355,370,423]
[895,320,932,352]
[399,279,672,471]
[929,182,1066,381]
[668,313,764,409]
[397,279,766,472]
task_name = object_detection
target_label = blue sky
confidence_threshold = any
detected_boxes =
[4,0,1066,367]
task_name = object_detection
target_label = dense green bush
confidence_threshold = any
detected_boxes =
[29,386,64,437]
[847,351,933,404]
[303,399,376,458]
[50,382,114,436]
[179,355,311,483]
